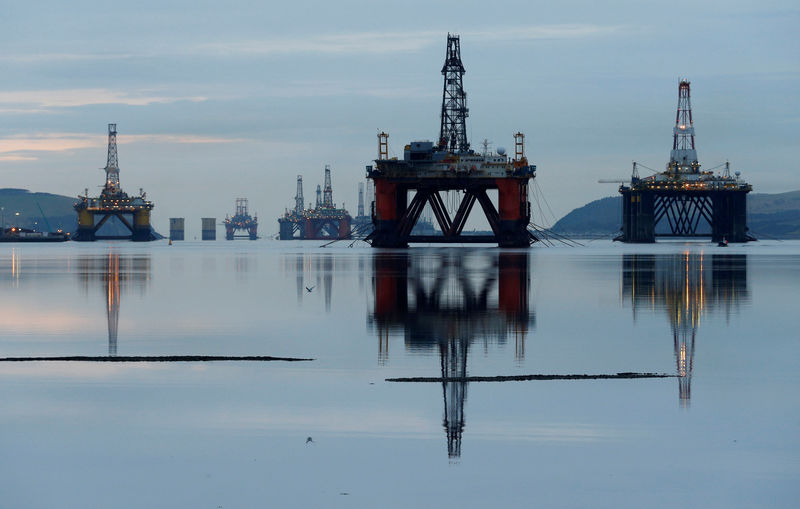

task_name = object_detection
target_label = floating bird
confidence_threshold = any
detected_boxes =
[305,285,315,292]
[306,436,314,444]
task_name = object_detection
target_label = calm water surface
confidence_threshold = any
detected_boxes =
[1,240,798,508]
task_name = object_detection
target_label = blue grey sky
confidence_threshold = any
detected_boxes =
[1,0,798,233]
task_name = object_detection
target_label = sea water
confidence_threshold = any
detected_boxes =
[0,240,798,508]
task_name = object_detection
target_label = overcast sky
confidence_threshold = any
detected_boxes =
[1,0,798,234]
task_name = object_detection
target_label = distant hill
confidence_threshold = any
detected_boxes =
[551,190,800,239]
[0,188,77,232]
[0,188,163,237]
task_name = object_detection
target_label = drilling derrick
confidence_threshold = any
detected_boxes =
[323,165,334,208]
[316,185,322,209]
[617,79,754,243]
[295,175,304,216]
[351,181,373,238]
[224,198,258,240]
[104,124,120,191]
[367,34,537,248]
[669,80,699,174]
[73,124,155,241]
[439,34,469,153]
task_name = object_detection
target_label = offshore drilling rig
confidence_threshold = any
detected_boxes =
[277,165,352,240]
[615,80,753,243]
[73,124,156,241]
[224,198,258,240]
[366,34,537,248]
[351,181,373,237]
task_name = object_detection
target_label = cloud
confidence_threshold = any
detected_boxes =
[466,24,623,42]
[0,89,207,110]
[196,24,622,57]
[260,81,432,99]
[0,132,248,160]
[0,134,100,154]
[0,154,39,161]
[0,24,623,63]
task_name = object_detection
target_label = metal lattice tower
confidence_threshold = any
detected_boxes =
[294,175,304,216]
[323,165,334,208]
[236,198,248,217]
[358,182,365,217]
[669,80,699,174]
[514,132,525,162]
[438,34,469,153]
[316,185,322,209]
[378,132,389,160]
[104,123,120,191]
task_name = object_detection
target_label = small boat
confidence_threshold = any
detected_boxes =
[0,227,69,242]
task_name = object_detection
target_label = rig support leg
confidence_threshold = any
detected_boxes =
[371,181,408,248]
[279,221,294,240]
[711,191,750,242]
[496,179,532,247]
[132,209,154,241]
[74,209,96,242]
[619,190,655,243]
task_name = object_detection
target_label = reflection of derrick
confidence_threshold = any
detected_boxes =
[283,253,337,312]
[106,253,120,355]
[78,252,151,355]
[369,250,533,458]
[622,253,748,405]
[441,338,468,459]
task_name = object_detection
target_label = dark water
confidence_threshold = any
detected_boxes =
[1,241,798,508]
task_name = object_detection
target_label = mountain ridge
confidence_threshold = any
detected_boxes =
[550,190,800,238]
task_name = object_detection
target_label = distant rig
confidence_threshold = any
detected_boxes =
[224,198,258,240]
[610,80,753,243]
[73,124,156,241]
[277,165,353,240]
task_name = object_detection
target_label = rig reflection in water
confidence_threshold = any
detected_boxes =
[77,251,151,355]
[621,253,748,405]
[369,250,534,459]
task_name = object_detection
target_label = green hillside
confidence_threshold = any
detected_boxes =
[0,188,78,232]
[551,190,800,239]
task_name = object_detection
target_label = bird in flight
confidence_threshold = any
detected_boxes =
[305,285,315,292]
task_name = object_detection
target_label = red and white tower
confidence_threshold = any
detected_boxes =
[668,79,700,174]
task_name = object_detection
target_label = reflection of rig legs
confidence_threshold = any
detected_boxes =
[224,198,258,240]
[370,250,533,458]
[77,251,151,355]
[622,253,748,405]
